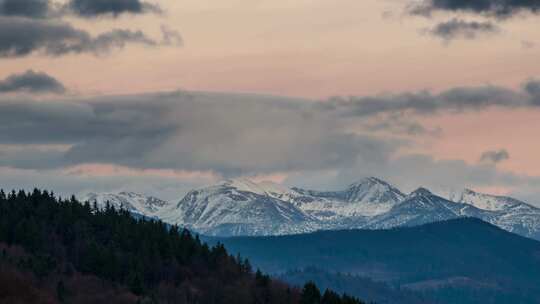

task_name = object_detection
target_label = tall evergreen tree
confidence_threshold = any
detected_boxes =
[301,281,321,304]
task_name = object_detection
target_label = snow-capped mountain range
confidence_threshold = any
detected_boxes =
[82,178,540,240]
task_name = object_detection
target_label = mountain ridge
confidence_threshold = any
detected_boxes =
[208,217,540,304]
[82,177,540,239]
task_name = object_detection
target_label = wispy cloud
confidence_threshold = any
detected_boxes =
[409,0,540,18]
[326,80,538,117]
[0,0,177,58]
[0,70,65,94]
[424,18,499,41]
[1,79,539,175]
[0,0,161,18]
[65,0,162,18]
[480,149,510,164]
[0,17,180,58]
[1,83,540,200]
[0,0,50,18]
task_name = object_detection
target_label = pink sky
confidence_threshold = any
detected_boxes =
[1,0,540,199]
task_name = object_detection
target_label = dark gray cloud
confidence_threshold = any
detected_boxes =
[0,91,397,175]
[0,70,65,94]
[524,80,540,105]
[480,149,510,164]
[1,86,540,203]
[66,0,161,17]
[0,92,176,145]
[426,18,499,40]
[328,80,539,117]
[410,0,540,18]
[0,0,50,18]
[0,80,538,178]
[0,17,174,57]
[2,81,540,175]
[0,145,69,169]
[0,0,160,18]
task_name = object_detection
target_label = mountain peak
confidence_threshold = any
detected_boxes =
[409,187,432,197]
[338,177,406,209]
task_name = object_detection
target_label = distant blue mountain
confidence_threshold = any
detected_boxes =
[208,218,540,304]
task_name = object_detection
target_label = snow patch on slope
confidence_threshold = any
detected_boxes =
[82,192,169,217]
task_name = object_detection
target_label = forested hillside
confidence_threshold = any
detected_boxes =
[0,189,364,304]
[212,218,540,304]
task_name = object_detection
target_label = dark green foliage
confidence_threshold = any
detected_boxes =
[300,281,321,304]
[256,269,271,287]
[282,268,427,304]
[300,281,361,304]
[0,189,364,304]
[128,272,145,295]
[56,280,66,302]
[322,289,342,304]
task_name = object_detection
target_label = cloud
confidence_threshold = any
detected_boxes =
[0,0,50,18]
[1,85,540,202]
[0,91,399,176]
[425,18,499,41]
[0,0,177,58]
[480,149,510,164]
[0,0,161,18]
[327,80,539,117]
[410,0,540,18]
[524,80,540,105]
[160,25,183,46]
[0,70,65,94]
[284,152,540,207]
[0,17,177,57]
[0,165,211,201]
[337,154,519,192]
[0,144,69,169]
[1,80,540,175]
[66,0,162,17]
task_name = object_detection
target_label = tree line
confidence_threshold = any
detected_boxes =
[0,189,366,304]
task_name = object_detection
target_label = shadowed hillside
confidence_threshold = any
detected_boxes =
[211,218,540,304]
[0,189,365,304]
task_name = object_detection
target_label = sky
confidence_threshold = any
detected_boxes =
[1,0,540,204]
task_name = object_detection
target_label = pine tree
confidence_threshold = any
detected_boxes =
[255,269,271,287]
[301,281,321,304]
[57,280,67,302]
[0,188,367,304]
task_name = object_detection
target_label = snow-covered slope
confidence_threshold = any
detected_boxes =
[80,178,540,240]
[157,180,320,236]
[366,188,488,229]
[158,177,410,236]
[158,179,540,239]
[81,192,169,217]
[455,189,540,239]
[291,177,406,218]
[458,189,531,211]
